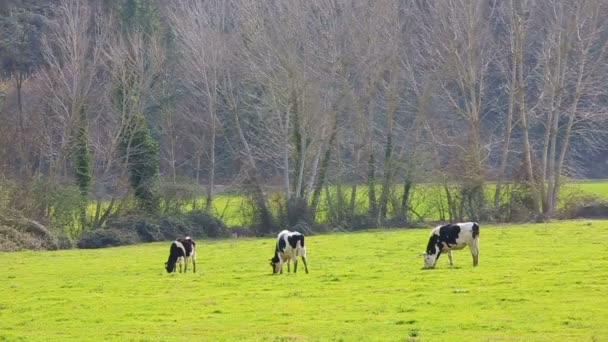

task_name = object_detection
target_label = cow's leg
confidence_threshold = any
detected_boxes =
[448,250,454,266]
[184,257,188,273]
[287,261,291,273]
[301,256,309,274]
[192,256,196,273]
[293,258,298,273]
[470,238,479,266]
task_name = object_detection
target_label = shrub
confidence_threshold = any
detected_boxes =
[105,214,163,242]
[158,180,204,214]
[186,210,228,238]
[0,216,59,251]
[76,211,228,249]
[157,215,190,240]
[495,183,537,222]
[348,214,378,231]
[120,114,160,213]
[291,220,313,235]
[77,229,139,249]
[559,194,608,219]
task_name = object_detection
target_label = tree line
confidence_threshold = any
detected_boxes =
[1,0,608,239]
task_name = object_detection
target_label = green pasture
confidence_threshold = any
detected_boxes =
[168,180,608,226]
[1,220,607,341]
[87,180,608,229]
[564,179,608,198]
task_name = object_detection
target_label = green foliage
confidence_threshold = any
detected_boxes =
[2,221,607,340]
[120,114,160,213]
[49,184,85,238]
[116,0,160,35]
[3,177,84,238]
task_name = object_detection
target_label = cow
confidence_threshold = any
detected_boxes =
[269,230,309,274]
[423,222,479,269]
[165,237,197,273]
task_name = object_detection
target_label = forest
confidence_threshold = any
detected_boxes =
[1,0,608,249]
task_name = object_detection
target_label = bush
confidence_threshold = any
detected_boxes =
[76,210,228,249]
[158,180,204,214]
[157,215,190,240]
[5,178,85,237]
[105,214,164,242]
[559,194,608,219]
[0,216,60,251]
[186,210,227,238]
[77,229,139,249]
[494,183,537,222]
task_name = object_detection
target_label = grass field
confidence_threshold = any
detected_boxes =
[1,220,607,341]
[84,180,608,229]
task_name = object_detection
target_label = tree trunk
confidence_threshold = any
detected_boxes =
[283,109,291,201]
[233,105,273,234]
[367,152,378,219]
[311,119,337,219]
[512,5,542,220]
[378,75,397,221]
[400,177,413,223]
[205,111,216,214]
[15,72,27,175]
[494,47,517,210]
[292,99,308,199]
[378,130,393,221]
[550,60,586,216]
[349,147,362,227]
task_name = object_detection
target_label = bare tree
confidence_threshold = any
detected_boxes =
[168,0,234,213]
[537,0,608,216]
[411,0,497,220]
[39,0,106,180]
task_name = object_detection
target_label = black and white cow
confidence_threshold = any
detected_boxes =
[269,230,309,274]
[423,222,479,269]
[165,237,197,273]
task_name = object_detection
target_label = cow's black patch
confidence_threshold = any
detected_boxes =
[426,235,440,255]
[287,234,304,249]
[165,241,186,273]
[438,224,461,245]
[177,238,195,257]
[270,234,287,272]
[277,236,287,253]
[472,223,480,238]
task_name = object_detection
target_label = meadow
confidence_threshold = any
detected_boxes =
[193,180,608,226]
[1,220,607,341]
[83,180,608,229]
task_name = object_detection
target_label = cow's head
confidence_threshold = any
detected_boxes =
[423,251,439,269]
[269,256,280,274]
[165,261,175,273]
[423,235,442,269]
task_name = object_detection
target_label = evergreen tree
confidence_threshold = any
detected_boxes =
[120,113,160,213]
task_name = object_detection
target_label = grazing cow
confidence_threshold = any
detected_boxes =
[423,222,479,269]
[269,230,309,274]
[165,237,197,273]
